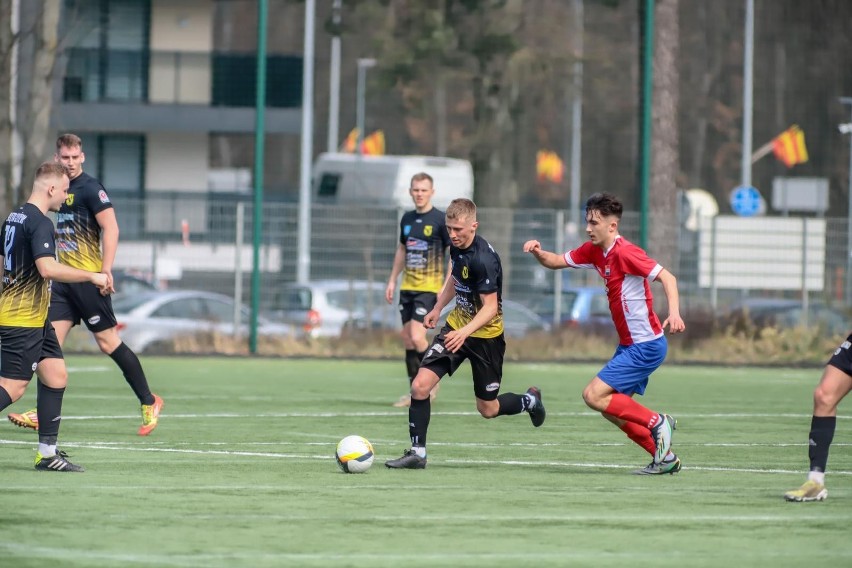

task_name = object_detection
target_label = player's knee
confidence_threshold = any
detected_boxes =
[476,400,500,419]
[813,385,838,412]
[410,377,433,399]
[581,385,597,409]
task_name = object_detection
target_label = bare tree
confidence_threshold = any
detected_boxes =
[649,0,679,271]
[0,0,62,214]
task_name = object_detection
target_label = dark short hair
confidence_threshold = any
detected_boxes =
[585,193,623,219]
[56,133,83,151]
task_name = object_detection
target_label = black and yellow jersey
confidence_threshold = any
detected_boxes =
[0,203,57,327]
[398,207,451,293]
[55,172,113,272]
[446,234,504,339]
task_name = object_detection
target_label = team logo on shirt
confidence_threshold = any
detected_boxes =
[65,194,74,206]
[98,190,110,204]
[605,266,611,277]
[403,225,411,236]
[424,225,433,237]
[461,266,469,279]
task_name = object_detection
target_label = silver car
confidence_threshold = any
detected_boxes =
[269,280,399,338]
[113,290,298,353]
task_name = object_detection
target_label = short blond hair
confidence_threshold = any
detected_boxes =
[445,198,476,221]
[35,161,69,182]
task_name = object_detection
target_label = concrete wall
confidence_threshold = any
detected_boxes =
[145,132,209,232]
[148,0,213,104]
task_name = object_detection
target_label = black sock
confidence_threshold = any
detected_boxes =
[0,386,12,411]
[496,392,526,416]
[408,396,431,447]
[109,342,154,405]
[37,382,64,442]
[808,415,836,473]
[405,349,420,381]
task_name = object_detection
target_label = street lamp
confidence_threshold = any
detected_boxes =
[841,97,852,307]
[355,58,377,155]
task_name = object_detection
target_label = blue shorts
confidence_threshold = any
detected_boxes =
[597,336,667,396]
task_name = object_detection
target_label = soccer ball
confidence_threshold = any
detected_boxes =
[335,435,375,473]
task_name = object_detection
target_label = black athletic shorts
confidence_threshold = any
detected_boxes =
[399,290,438,325]
[827,333,852,376]
[49,281,117,333]
[0,322,63,380]
[420,323,506,401]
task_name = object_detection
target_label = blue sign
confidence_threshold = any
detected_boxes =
[730,185,762,217]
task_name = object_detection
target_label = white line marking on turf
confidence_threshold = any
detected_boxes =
[1,438,850,475]
[66,366,111,373]
[30,410,851,420]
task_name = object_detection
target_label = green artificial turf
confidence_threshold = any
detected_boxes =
[1,356,849,567]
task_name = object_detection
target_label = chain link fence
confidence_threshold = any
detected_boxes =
[108,195,850,331]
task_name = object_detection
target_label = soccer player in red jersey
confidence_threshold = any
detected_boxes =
[523,192,686,474]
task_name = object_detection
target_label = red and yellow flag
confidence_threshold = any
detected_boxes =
[772,125,808,168]
[340,128,385,155]
[362,130,385,155]
[536,150,564,183]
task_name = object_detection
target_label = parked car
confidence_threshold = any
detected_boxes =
[439,298,551,338]
[112,269,160,296]
[269,280,399,338]
[113,290,298,352]
[527,286,612,331]
[721,298,847,336]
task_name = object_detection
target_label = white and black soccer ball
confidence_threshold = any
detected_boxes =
[335,435,375,473]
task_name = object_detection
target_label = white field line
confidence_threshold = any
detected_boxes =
[1,438,850,475]
[3,544,846,567]
[26,410,852,420]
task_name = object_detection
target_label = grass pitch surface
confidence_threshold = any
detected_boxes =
[1,356,850,567]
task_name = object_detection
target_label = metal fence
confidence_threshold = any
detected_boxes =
[108,195,851,327]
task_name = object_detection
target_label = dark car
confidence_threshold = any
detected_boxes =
[722,298,847,336]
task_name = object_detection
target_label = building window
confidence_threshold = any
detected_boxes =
[63,0,151,102]
[78,133,145,196]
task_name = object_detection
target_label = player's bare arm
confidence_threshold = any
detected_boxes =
[35,256,109,292]
[522,239,568,269]
[385,243,406,303]
[444,292,498,353]
[424,271,455,329]
[655,268,685,333]
[95,207,119,294]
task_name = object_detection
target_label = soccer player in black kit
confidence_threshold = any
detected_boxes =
[0,162,110,471]
[385,172,451,407]
[386,198,546,469]
[8,134,163,436]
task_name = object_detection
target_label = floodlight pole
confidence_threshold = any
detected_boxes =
[840,97,852,307]
[355,58,376,155]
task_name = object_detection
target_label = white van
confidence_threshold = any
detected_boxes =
[312,152,474,210]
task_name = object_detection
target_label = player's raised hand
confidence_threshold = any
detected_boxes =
[522,239,542,253]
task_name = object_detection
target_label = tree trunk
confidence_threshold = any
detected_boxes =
[0,0,16,214]
[19,0,62,199]
[649,0,679,273]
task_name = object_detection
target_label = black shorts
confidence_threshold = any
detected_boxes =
[420,324,505,401]
[827,333,852,376]
[399,290,438,324]
[0,322,63,380]
[49,281,117,332]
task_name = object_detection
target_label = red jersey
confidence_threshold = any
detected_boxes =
[563,236,663,346]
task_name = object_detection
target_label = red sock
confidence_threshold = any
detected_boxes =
[618,420,656,456]
[604,393,660,429]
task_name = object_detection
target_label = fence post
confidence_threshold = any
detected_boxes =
[801,217,809,326]
[233,202,245,338]
[710,215,718,312]
[553,209,565,327]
